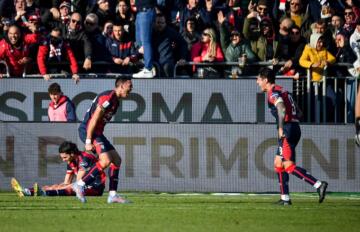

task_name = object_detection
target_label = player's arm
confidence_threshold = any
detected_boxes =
[85,105,105,151]
[275,101,286,139]
[63,173,74,185]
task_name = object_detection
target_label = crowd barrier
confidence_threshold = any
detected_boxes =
[0,61,358,124]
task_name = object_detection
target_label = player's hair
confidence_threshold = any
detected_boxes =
[258,67,275,84]
[48,83,62,94]
[59,141,79,154]
[115,77,131,87]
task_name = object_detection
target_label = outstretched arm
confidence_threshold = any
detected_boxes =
[276,101,286,139]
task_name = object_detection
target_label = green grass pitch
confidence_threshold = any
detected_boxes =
[1,192,360,232]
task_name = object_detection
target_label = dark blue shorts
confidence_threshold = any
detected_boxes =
[277,122,301,162]
[78,126,115,154]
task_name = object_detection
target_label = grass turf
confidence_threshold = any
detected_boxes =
[0,192,359,232]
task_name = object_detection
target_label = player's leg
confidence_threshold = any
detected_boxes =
[282,123,328,203]
[42,184,75,196]
[274,155,290,205]
[355,86,360,146]
[11,178,25,197]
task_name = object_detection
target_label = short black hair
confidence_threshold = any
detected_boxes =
[58,141,79,154]
[115,77,131,87]
[258,67,275,84]
[48,83,62,94]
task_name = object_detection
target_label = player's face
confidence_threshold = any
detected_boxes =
[49,93,61,104]
[256,76,268,92]
[59,153,72,163]
[117,80,133,98]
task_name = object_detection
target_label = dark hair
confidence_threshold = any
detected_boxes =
[58,141,79,154]
[115,77,131,87]
[258,67,275,84]
[48,83,62,94]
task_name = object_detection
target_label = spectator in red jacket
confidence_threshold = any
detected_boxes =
[0,24,38,77]
[37,27,79,83]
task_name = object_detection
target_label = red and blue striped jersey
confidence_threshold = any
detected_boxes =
[80,90,119,135]
[267,85,299,123]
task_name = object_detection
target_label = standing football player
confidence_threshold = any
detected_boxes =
[256,67,328,205]
[73,77,133,203]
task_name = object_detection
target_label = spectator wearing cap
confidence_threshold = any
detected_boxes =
[42,1,71,31]
[0,24,39,77]
[114,0,135,41]
[105,23,138,74]
[47,82,76,122]
[37,27,79,83]
[152,13,188,78]
[62,12,92,71]
[84,13,111,64]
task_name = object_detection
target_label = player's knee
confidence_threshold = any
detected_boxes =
[284,162,296,173]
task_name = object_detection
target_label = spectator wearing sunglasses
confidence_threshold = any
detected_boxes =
[62,12,93,72]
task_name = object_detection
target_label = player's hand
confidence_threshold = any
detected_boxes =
[85,143,94,151]
[355,118,360,147]
[278,128,285,139]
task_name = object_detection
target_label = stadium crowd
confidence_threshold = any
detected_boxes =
[0,0,359,121]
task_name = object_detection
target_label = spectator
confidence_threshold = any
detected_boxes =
[280,0,312,39]
[132,0,156,78]
[105,23,138,74]
[334,33,356,122]
[84,13,110,63]
[0,17,12,39]
[179,0,212,33]
[191,27,224,78]
[299,33,336,82]
[314,19,336,54]
[0,24,38,77]
[274,17,293,63]
[343,6,357,38]
[152,13,187,78]
[13,0,40,33]
[330,14,345,39]
[44,1,71,31]
[102,20,113,38]
[114,0,135,40]
[248,0,269,20]
[243,15,276,62]
[181,17,201,53]
[218,10,256,68]
[279,25,306,78]
[37,27,79,83]
[47,82,76,122]
[62,12,92,71]
[92,0,115,31]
